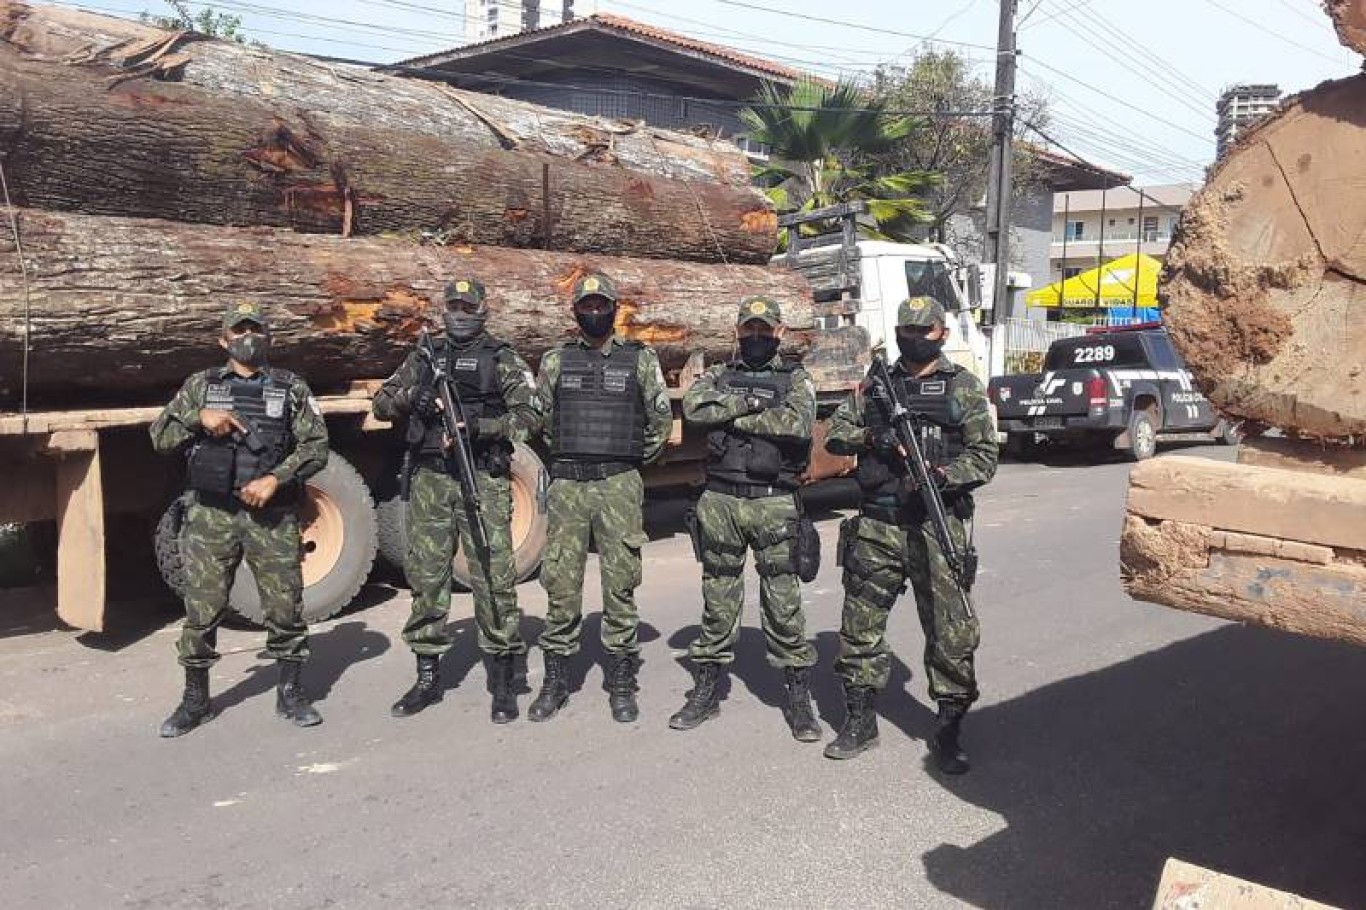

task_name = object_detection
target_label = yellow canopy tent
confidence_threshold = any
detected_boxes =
[1027,252,1163,309]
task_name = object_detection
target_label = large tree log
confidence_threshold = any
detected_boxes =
[0,7,775,264]
[1121,457,1366,648]
[1327,0,1366,56]
[1159,75,1366,441]
[0,209,814,407]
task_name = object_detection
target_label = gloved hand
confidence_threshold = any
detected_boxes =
[869,427,900,453]
[472,417,503,441]
[407,386,439,418]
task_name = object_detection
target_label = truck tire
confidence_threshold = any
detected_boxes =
[153,454,378,624]
[373,441,549,588]
[1126,409,1159,462]
[1004,432,1039,461]
[1216,418,1244,447]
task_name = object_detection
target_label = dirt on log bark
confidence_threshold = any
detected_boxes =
[1328,0,1366,56]
[0,210,814,406]
[1160,75,1366,441]
[0,12,775,263]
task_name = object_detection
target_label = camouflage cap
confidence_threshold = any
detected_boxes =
[571,271,618,305]
[736,295,782,327]
[442,277,487,308]
[223,300,268,330]
[897,296,947,328]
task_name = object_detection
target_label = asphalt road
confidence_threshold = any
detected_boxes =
[2,445,1364,910]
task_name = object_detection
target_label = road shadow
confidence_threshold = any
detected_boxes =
[918,625,1366,910]
[212,620,390,714]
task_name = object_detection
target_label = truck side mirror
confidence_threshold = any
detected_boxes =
[966,264,984,310]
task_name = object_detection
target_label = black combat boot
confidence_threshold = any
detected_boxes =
[159,666,215,738]
[527,652,570,722]
[781,666,823,743]
[606,652,640,723]
[275,661,323,727]
[488,654,519,724]
[932,700,971,775]
[391,654,442,718]
[823,685,879,760]
[668,663,721,731]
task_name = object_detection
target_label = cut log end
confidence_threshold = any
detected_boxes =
[1328,0,1366,56]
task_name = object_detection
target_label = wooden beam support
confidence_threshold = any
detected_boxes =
[51,433,107,632]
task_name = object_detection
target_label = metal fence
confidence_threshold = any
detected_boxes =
[991,317,1090,375]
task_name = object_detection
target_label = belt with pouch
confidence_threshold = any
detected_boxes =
[549,460,636,481]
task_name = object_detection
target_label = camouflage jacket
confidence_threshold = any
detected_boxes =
[148,364,329,485]
[371,333,540,443]
[826,355,997,491]
[534,335,674,463]
[681,357,816,443]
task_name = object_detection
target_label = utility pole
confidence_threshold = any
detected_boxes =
[984,0,1018,323]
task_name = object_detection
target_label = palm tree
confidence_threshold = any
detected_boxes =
[741,78,938,242]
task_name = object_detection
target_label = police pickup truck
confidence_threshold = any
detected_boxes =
[988,323,1239,461]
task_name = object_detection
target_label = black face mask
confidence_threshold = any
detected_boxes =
[575,308,617,340]
[897,333,943,365]
[443,311,487,343]
[738,334,780,367]
[226,333,269,368]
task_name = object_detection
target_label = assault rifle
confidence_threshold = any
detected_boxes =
[415,329,489,552]
[866,352,978,620]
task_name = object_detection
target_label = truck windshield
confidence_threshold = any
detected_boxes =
[1044,334,1149,371]
[904,260,958,312]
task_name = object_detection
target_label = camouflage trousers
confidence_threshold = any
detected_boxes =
[538,468,647,656]
[178,498,308,669]
[835,512,980,704]
[688,489,816,668]
[404,465,524,657]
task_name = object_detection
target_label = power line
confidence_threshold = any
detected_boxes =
[1199,0,1347,64]
[710,0,997,51]
[1019,57,1211,143]
[1023,0,1093,30]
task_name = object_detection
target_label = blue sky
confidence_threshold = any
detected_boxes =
[69,0,1360,185]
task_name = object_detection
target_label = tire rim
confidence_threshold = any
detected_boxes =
[300,486,345,587]
[509,471,535,548]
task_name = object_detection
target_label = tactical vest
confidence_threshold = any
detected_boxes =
[706,364,810,490]
[414,336,509,458]
[551,342,646,461]
[856,364,967,500]
[188,369,294,499]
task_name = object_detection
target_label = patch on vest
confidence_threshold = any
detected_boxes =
[264,388,288,419]
[603,367,631,393]
[454,357,480,372]
[918,380,947,396]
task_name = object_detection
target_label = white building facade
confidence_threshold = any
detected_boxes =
[464,1,596,42]
[1215,84,1281,159]
[1049,184,1194,283]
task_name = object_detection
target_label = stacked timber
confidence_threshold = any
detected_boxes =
[1122,0,1366,644]
[0,2,813,407]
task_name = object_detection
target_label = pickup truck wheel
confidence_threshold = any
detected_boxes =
[1127,409,1159,461]
[1217,419,1244,446]
[1004,432,1040,461]
[374,442,549,589]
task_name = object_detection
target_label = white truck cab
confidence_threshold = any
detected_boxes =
[776,202,992,387]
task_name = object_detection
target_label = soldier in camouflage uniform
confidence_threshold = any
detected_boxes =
[670,296,822,742]
[528,271,673,723]
[150,300,329,738]
[824,296,997,773]
[372,278,539,723]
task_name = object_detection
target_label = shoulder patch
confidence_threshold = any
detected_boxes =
[307,395,322,416]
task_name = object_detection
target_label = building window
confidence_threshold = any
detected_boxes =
[1142,215,1159,241]
[1068,221,1084,240]
[1127,217,1135,224]
[1062,267,1083,279]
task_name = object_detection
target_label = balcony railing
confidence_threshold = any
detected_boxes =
[1051,230,1171,244]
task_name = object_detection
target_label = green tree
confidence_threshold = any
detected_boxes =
[740,78,938,242]
[141,2,251,43]
[868,48,1052,243]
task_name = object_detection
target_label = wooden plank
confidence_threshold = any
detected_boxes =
[52,440,106,632]
[1121,515,1366,647]
[1238,436,1366,480]
[41,429,97,454]
[1126,456,1366,551]
[1152,857,1340,910]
